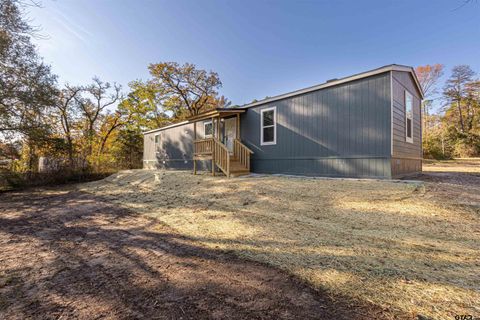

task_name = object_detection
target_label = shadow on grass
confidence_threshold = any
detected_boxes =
[0,189,396,319]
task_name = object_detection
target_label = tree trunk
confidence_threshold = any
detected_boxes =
[441,134,445,156]
[457,100,465,133]
[27,139,36,177]
[67,137,74,171]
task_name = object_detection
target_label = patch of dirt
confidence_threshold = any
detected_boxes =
[0,189,391,319]
[78,168,480,319]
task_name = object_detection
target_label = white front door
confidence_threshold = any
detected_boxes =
[224,118,236,153]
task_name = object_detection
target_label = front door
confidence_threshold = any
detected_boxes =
[224,117,236,153]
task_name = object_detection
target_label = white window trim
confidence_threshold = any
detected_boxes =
[260,106,277,146]
[405,90,413,144]
[204,121,213,138]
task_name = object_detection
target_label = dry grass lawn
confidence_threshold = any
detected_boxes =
[80,160,480,319]
[423,158,480,173]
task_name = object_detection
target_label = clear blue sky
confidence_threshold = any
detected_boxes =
[29,0,480,105]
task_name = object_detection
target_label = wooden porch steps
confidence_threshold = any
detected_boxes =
[193,138,253,178]
[228,160,250,177]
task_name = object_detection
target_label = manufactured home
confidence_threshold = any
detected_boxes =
[143,64,424,179]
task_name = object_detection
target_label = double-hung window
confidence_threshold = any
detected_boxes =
[260,107,276,145]
[405,91,413,143]
[204,121,213,138]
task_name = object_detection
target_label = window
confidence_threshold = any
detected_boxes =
[405,91,413,143]
[261,107,276,145]
[154,133,161,152]
[204,121,213,137]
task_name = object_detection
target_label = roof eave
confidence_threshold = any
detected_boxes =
[241,64,424,109]
[142,108,246,135]
[185,108,245,122]
[142,121,190,135]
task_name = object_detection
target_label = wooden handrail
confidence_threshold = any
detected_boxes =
[233,139,253,172]
[233,139,254,154]
[212,138,230,177]
[194,138,213,154]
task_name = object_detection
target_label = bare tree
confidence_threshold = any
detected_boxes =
[75,77,121,158]
[443,65,475,133]
[53,85,82,169]
[416,64,444,98]
[415,64,444,137]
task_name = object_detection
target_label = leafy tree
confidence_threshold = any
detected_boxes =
[0,0,57,137]
[118,80,171,131]
[1,0,154,184]
[114,63,230,170]
[96,110,128,159]
[2,1,233,180]
[464,80,480,134]
[148,62,228,117]
[111,128,143,169]
[439,65,480,157]
[0,0,58,174]
[0,140,19,161]
[416,64,480,159]
[421,124,447,159]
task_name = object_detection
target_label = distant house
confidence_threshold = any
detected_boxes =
[143,64,423,179]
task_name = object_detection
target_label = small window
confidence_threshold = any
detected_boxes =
[405,91,413,143]
[204,121,213,138]
[261,107,276,145]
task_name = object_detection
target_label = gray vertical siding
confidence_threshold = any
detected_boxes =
[143,121,211,170]
[391,71,422,177]
[143,131,157,165]
[143,70,422,179]
[240,72,392,178]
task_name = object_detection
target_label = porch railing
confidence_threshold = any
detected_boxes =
[213,138,230,177]
[233,139,254,171]
[193,137,252,177]
[194,138,213,155]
